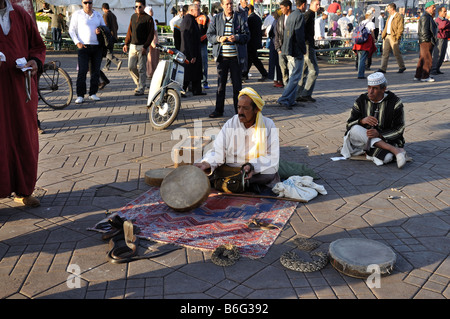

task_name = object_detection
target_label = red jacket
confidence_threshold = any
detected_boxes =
[327,2,341,14]
[435,17,450,39]
[352,34,377,57]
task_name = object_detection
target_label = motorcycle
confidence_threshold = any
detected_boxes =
[147,44,189,130]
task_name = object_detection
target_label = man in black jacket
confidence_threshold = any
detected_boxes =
[102,3,122,71]
[295,0,320,103]
[274,0,292,86]
[242,5,268,81]
[180,4,205,96]
[414,1,437,82]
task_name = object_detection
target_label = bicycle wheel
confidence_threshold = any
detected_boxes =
[149,88,180,130]
[38,64,73,109]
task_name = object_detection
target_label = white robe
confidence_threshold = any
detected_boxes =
[201,114,279,175]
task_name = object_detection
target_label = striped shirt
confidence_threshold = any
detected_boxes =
[221,15,237,57]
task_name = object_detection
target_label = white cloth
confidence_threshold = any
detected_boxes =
[361,19,375,32]
[262,14,275,35]
[445,39,450,61]
[272,176,327,202]
[314,17,326,40]
[339,125,395,166]
[200,114,279,175]
[169,14,183,31]
[347,14,355,25]
[69,9,105,45]
[338,16,350,36]
[0,0,13,36]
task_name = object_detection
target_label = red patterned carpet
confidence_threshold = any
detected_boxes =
[93,187,298,258]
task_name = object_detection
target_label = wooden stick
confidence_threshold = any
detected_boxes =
[213,192,308,203]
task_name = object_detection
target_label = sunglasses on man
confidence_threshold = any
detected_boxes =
[83,1,93,4]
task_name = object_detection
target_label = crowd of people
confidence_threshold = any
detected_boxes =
[37,0,450,104]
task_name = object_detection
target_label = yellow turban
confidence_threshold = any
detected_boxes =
[238,87,266,160]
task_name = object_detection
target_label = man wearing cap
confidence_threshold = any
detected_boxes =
[195,87,280,189]
[338,9,351,38]
[340,72,407,169]
[414,1,437,82]
[377,3,406,74]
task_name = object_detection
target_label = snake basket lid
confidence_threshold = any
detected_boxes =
[328,238,396,279]
[145,168,175,186]
[160,165,210,212]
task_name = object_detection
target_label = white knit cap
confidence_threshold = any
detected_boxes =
[367,72,387,86]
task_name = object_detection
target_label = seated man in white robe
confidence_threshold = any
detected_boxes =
[195,87,280,191]
[340,72,407,168]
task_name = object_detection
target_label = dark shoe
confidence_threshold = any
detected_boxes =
[397,67,406,73]
[98,81,109,90]
[437,71,444,74]
[134,90,144,96]
[209,111,223,118]
[301,96,316,103]
[257,75,267,82]
[117,60,122,71]
[376,69,386,73]
[358,76,366,79]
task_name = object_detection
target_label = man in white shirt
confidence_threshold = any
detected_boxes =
[195,87,280,190]
[338,10,351,37]
[314,10,327,40]
[347,8,355,26]
[69,0,106,104]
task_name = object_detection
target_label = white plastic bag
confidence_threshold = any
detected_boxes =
[272,176,327,202]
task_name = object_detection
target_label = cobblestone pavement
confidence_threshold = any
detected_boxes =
[0,50,449,300]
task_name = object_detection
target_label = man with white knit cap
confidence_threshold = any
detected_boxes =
[340,72,407,168]
[195,87,280,189]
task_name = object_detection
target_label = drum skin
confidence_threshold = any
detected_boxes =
[145,168,175,186]
[160,165,210,212]
[328,238,396,279]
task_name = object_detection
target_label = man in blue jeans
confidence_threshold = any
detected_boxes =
[277,0,307,109]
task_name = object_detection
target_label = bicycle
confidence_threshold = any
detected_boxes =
[38,61,73,109]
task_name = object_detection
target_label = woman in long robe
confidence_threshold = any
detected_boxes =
[0,0,46,206]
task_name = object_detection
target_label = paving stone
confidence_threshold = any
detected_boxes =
[0,51,447,300]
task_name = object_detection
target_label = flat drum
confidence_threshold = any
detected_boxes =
[145,168,175,187]
[160,165,210,212]
[328,238,396,279]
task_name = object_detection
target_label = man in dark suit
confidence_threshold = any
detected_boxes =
[180,4,205,95]
[242,4,268,81]
[102,3,122,71]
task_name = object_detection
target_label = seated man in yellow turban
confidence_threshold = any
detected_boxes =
[195,87,280,190]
